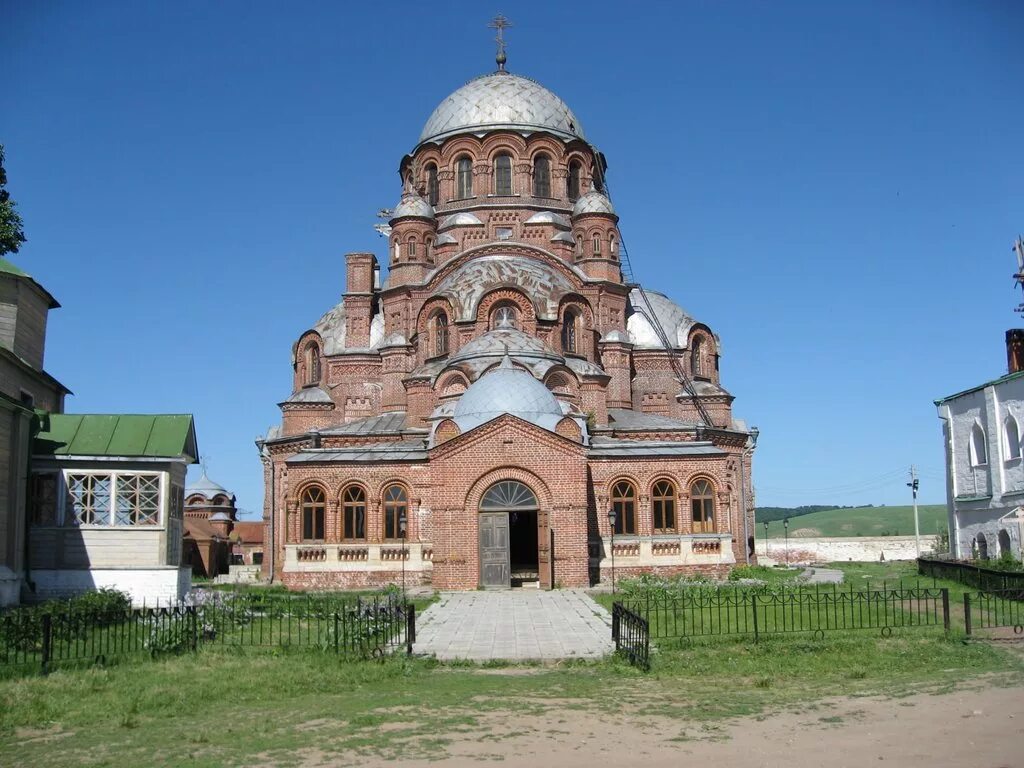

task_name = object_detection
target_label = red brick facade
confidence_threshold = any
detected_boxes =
[259,68,756,590]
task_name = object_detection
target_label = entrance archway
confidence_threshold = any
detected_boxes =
[479,480,539,589]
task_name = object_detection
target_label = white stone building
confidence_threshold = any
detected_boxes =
[936,329,1024,560]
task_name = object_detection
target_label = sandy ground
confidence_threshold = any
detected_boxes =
[341,682,1024,768]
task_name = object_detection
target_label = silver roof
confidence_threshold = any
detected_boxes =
[289,439,428,464]
[418,72,585,146]
[317,411,411,436]
[524,211,571,229]
[438,212,484,230]
[626,289,696,350]
[391,193,434,221]
[435,232,458,245]
[588,438,725,458]
[572,188,616,217]
[312,303,385,355]
[452,355,566,434]
[186,471,233,501]
[600,329,630,343]
[280,386,333,405]
[606,408,699,431]
[450,328,561,364]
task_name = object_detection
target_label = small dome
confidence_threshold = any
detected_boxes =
[450,328,560,364]
[572,187,616,218]
[186,471,232,502]
[626,288,698,349]
[379,331,409,348]
[454,356,563,430]
[438,212,484,230]
[391,193,434,221]
[208,511,233,523]
[600,329,631,344]
[418,72,584,146]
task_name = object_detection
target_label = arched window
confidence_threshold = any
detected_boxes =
[480,480,538,510]
[383,484,408,540]
[1006,416,1021,460]
[424,236,434,260]
[433,312,449,357]
[592,233,602,255]
[609,234,617,258]
[456,157,473,198]
[341,485,366,541]
[407,236,417,259]
[970,423,987,466]
[568,161,582,201]
[691,478,715,533]
[561,309,578,354]
[691,337,704,378]
[301,486,325,541]
[575,236,583,258]
[998,529,1012,557]
[492,304,519,330]
[611,480,637,535]
[304,342,321,385]
[975,532,989,560]
[494,154,513,195]
[533,155,551,197]
[392,238,400,263]
[652,480,677,534]
[426,163,439,206]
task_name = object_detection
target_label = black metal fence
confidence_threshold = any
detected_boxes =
[619,584,950,643]
[918,557,1024,592]
[611,602,649,670]
[963,589,1024,636]
[0,592,415,676]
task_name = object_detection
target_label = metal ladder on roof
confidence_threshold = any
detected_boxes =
[591,161,716,431]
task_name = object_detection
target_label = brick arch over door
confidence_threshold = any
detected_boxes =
[464,466,554,514]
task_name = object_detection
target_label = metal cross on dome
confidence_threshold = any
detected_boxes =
[489,14,513,71]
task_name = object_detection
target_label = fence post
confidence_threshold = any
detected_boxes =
[41,614,52,675]
[189,606,198,652]
[963,593,972,636]
[333,613,340,655]
[751,593,759,643]
[941,589,950,632]
[406,605,416,656]
[611,603,620,646]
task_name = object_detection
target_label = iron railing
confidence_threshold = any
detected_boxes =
[963,589,1024,635]
[1,592,415,676]
[620,585,949,643]
[918,558,1024,592]
[611,602,649,670]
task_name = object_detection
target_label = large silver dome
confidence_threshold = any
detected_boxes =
[453,355,564,432]
[418,72,585,145]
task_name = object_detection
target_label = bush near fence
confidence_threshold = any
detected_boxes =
[1,588,415,677]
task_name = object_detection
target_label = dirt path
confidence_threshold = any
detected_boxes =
[341,682,1024,768]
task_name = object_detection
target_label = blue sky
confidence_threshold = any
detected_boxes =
[2,1,1022,514]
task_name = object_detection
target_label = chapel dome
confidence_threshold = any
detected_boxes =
[418,72,585,146]
[186,471,233,502]
[572,187,616,217]
[454,355,563,424]
[391,192,434,220]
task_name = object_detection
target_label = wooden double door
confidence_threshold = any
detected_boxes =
[479,510,548,589]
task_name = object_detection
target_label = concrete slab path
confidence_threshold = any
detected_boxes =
[413,590,614,662]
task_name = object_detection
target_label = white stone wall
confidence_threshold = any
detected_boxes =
[937,373,1024,559]
[28,567,192,607]
[755,535,941,565]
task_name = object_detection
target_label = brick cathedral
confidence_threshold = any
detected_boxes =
[258,55,757,591]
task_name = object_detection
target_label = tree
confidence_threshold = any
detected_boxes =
[0,145,26,256]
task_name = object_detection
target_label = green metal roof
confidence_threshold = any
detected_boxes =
[935,369,1024,405]
[34,413,198,461]
[0,258,60,308]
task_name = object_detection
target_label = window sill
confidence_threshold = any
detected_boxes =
[1005,457,1022,466]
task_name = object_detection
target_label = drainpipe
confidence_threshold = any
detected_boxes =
[258,440,275,583]
[22,408,42,594]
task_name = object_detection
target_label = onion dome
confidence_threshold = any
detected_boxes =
[418,72,584,146]
[453,355,564,432]
[572,186,616,218]
[391,192,434,221]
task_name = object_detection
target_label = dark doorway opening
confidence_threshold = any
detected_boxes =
[509,510,538,586]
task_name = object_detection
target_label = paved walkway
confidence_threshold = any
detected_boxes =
[413,590,614,661]
[801,566,845,584]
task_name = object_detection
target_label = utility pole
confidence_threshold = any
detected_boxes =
[908,466,921,556]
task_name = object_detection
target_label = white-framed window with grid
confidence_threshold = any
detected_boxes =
[36,471,167,528]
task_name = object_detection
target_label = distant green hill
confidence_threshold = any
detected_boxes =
[758,505,947,538]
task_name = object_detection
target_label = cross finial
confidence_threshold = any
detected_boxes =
[200,456,209,475]
[488,14,513,72]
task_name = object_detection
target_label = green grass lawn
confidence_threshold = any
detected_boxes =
[760,504,947,538]
[1,629,1018,768]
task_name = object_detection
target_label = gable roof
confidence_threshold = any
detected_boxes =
[34,413,199,461]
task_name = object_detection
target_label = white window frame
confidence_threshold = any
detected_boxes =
[1005,415,1021,461]
[969,422,988,467]
[58,470,167,529]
